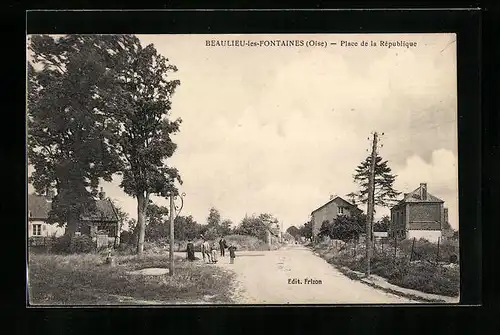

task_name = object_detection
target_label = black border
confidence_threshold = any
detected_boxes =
[17,6,488,332]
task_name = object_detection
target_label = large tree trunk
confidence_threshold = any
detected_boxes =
[136,192,148,255]
[65,213,79,237]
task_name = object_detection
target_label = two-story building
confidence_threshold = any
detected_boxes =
[310,195,363,238]
[389,183,447,242]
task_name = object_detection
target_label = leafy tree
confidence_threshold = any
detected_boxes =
[318,220,332,238]
[100,35,182,255]
[107,199,129,234]
[353,154,401,209]
[330,214,365,242]
[121,218,138,245]
[373,215,390,232]
[27,35,120,236]
[286,226,301,238]
[200,225,219,240]
[298,220,313,239]
[207,207,221,227]
[144,201,169,242]
[234,213,278,241]
[219,219,233,236]
[173,215,202,241]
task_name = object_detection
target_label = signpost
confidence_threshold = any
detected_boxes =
[167,178,185,277]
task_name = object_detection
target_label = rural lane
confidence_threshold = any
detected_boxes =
[211,244,418,304]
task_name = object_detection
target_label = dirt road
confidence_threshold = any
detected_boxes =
[212,244,418,304]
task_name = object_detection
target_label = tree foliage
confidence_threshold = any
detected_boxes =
[27,35,122,234]
[318,214,366,242]
[143,201,169,242]
[174,215,202,241]
[98,35,182,254]
[373,215,390,232]
[200,207,232,238]
[219,219,233,236]
[298,220,313,239]
[207,207,221,227]
[353,154,401,208]
[234,213,278,241]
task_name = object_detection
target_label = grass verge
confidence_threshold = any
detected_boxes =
[313,241,459,298]
[28,251,235,305]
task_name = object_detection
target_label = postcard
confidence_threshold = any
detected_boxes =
[27,33,459,305]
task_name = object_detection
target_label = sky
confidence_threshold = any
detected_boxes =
[27,33,459,231]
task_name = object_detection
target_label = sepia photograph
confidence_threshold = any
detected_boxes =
[26,33,460,305]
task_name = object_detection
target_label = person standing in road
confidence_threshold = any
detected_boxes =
[211,242,218,263]
[186,239,195,261]
[219,236,227,257]
[228,244,237,264]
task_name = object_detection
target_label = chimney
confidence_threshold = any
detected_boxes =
[420,183,427,200]
[329,194,334,200]
[98,187,105,200]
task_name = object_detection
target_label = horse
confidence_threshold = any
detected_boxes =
[201,241,212,263]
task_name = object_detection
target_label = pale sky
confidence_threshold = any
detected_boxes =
[27,33,459,230]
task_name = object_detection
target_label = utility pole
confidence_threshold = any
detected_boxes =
[169,187,175,276]
[365,131,378,277]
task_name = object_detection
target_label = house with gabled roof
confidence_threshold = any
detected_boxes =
[27,188,119,240]
[310,195,363,238]
[389,183,447,242]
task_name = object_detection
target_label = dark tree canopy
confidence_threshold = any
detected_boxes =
[234,213,278,241]
[28,35,183,252]
[318,214,366,242]
[207,207,222,227]
[353,154,401,208]
[373,215,390,232]
[27,35,121,234]
[298,220,313,239]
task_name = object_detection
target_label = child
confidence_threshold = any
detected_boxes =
[228,245,237,264]
[211,242,218,263]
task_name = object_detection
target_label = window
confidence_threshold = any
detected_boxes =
[338,207,344,215]
[33,224,42,236]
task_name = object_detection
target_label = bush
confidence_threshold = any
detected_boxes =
[72,235,95,253]
[399,238,459,263]
[224,234,268,251]
[51,235,95,254]
[51,235,72,254]
[120,231,135,245]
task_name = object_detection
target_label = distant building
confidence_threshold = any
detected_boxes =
[310,196,363,238]
[389,183,447,242]
[27,189,119,240]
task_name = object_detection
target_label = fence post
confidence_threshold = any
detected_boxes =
[409,237,416,262]
[436,237,440,264]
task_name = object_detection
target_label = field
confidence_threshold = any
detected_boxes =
[28,251,235,305]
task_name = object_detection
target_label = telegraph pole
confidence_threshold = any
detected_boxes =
[365,132,378,277]
[169,185,175,276]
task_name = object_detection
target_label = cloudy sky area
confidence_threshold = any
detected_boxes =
[28,33,459,230]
